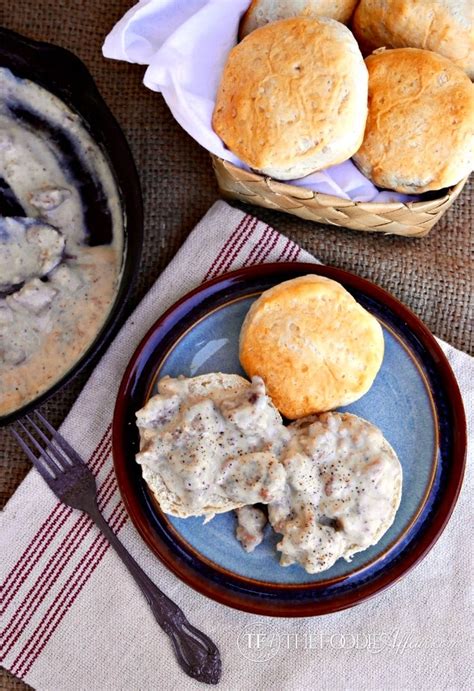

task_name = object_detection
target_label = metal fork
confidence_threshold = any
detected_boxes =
[12,411,221,685]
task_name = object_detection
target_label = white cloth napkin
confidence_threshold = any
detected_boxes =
[102,0,416,204]
[0,201,472,691]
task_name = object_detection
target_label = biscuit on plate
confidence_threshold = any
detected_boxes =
[353,0,474,79]
[136,373,288,519]
[352,48,474,194]
[240,0,359,38]
[212,16,368,180]
[239,275,384,419]
[268,412,402,573]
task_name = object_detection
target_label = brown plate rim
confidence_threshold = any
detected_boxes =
[112,262,467,617]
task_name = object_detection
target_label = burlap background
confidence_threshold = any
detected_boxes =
[0,2,472,688]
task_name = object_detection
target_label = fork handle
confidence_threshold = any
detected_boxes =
[87,503,221,685]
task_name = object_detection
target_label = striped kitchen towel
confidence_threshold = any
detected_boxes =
[1,201,472,691]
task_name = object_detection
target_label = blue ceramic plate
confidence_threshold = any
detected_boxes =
[113,263,466,616]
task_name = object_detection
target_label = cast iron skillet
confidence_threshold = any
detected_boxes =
[0,27,143,426]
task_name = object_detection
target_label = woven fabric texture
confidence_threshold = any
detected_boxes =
[0,202,472,691]
[0,2,472,687]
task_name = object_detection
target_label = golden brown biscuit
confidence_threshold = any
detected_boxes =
[353,0,474,79]
[352,48,474,194]
[239,275,384,418]
[213,16,368,180]
[240,0,359,38]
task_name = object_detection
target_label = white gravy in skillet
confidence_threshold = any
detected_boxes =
[0,68,124,415]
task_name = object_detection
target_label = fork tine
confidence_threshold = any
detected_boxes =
[11,427,57,485]
[34,411,85,466]
[25,414,71,471]
[17,419,60,478]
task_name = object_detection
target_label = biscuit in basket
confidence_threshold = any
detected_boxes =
[212,16,368,180]
[353,0,474,79]
[239,275,384,418]
[240,0,359,37]
[353,48,474,194]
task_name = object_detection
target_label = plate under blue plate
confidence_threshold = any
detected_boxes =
[113,263,465,615]
[157,296,437,585]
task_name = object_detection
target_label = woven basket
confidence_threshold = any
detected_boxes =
[212,156,468,237]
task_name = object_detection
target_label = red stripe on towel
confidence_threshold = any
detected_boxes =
[12,503,128,678]
[0,426,112,617]
[203,214,251,280]
[1,442,114,659]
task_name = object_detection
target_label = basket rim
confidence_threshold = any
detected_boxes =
[211,155,469,210]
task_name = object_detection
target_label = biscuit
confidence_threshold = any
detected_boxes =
[353,0,474,79]
[352,48,474,194]
[136,373,287,518]
[239,275,384,418]
[212,16,368,180]
[268,412,402,573]
[240,0,359,38]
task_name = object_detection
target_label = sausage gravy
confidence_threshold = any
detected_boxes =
[269,412,403,573]
[136,375,403,573]
[0,68,123,416]
[235,506,267,552]
[136,374,289,519]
